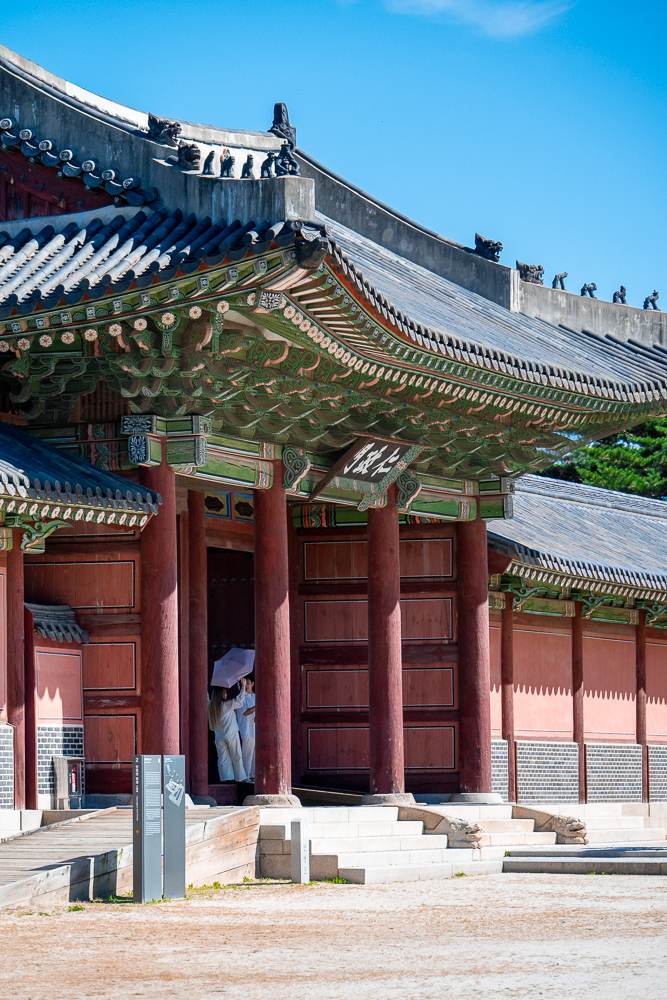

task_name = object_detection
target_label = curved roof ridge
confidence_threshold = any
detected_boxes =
[321,214,667,401]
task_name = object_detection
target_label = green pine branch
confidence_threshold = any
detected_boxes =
[540,418,667,499]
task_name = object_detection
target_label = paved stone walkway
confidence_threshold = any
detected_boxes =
[0,873,665,998]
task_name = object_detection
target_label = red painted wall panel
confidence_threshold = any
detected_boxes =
[513,628,573,740]
[404,726,455,769]
[302,537,453,581]
[307,725,456,770]
[82,640,137,691]
[303,597,453,643]
[647,640,667,743]
[489,624,501,737]
[84,714,136,763]
[308,727,370,770]
[36,648,83,722]
[583,635,636,741]
[305,666,454,710]
[24,559,136,611]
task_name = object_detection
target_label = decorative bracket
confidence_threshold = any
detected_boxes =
[636,600,667,627]
[395,470,422,513]
[4,517,70,553]
[579,594,607,620]
[500,579,540,612]
[282,446,311,494]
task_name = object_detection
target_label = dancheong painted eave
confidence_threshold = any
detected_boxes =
[2,43,667,483]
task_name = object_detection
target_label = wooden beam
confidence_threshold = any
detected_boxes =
[254,461,292,796]
[501,600,516,803]
[6,536,25,809]
[367,483,404,794]
[140,457,179,755]
[187,491,209,796]
[572,604,586,804]
[457,517,492,793]
[636,610,648,803]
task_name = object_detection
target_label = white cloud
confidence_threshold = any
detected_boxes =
[383,0,572,38]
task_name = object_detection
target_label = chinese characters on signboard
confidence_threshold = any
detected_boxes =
[310,436,423,509]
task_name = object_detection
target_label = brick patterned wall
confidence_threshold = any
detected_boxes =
[585,743,642,802]
[37,726,84,800]
[0,724,13,808]
[491,739,509,801]
[516,741,579,803]
[649,745,667,802]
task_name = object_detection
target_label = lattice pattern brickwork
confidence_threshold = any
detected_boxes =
[36,725,84,798]
[0,724,13,808]
[649,745,667,802]
[585,743,642,802]
[516,740,579,803]
[491,739,509,801]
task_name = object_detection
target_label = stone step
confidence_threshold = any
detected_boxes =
[339,859,504,885]
[503,855,667,876]
[331,847,475,869]
[417,805,514,821]
[583,816,647,830]
[585,827,666,844]
[477,819,536,833]
[258,806,400,825]
[259,833,450,856]
[310,834,449,854]
[259,820,424,841]
[476,831,557,847]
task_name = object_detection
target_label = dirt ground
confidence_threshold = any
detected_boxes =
[1,873,666,999]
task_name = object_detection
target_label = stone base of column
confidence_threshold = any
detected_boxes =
[449,792,504,804]
[360,792,416,806]
[243,793,302,807]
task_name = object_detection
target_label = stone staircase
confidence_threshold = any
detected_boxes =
[257,805,552,884]
[516,803,667,846]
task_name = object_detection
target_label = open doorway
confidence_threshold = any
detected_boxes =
[207,549,255,785]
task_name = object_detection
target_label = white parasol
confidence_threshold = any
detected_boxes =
[210,647,255,689]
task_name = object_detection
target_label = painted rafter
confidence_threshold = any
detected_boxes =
[1,235,667,480]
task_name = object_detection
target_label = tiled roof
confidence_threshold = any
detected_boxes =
[322,214,667,403]
[488,474,667,594]
[0,208,298,316]
[0,418,158,513]
[25,603,88,644]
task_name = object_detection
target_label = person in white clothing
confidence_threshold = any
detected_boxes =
[237,676,255,780]
[208,685,247,782]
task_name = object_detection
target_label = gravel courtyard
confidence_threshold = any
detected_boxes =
[1,873,665,999]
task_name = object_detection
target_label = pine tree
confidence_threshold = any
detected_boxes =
[540,418,667,499]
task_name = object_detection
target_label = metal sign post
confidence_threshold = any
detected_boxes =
[133,755,163,903]
[291,816,309,884]
[163,755,186,899]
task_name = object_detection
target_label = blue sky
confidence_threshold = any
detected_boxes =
[3,1,666,307]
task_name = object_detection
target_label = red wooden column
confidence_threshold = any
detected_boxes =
[6,533,25,809]
[140,456,180,755]
[572,604,586,803]
[457,517,492,793]
[636,610,649,803]
[364,484,407,801]
[501,600,516,803]
[188,490,209,796]
[248,462,296,804]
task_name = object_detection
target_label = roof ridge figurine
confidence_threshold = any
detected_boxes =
[613,285,628,304]
[516,261,544,285]
[644,290,660,311]
[581,282,597,298]
[552,272,568,291]
[472,234,503,262]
